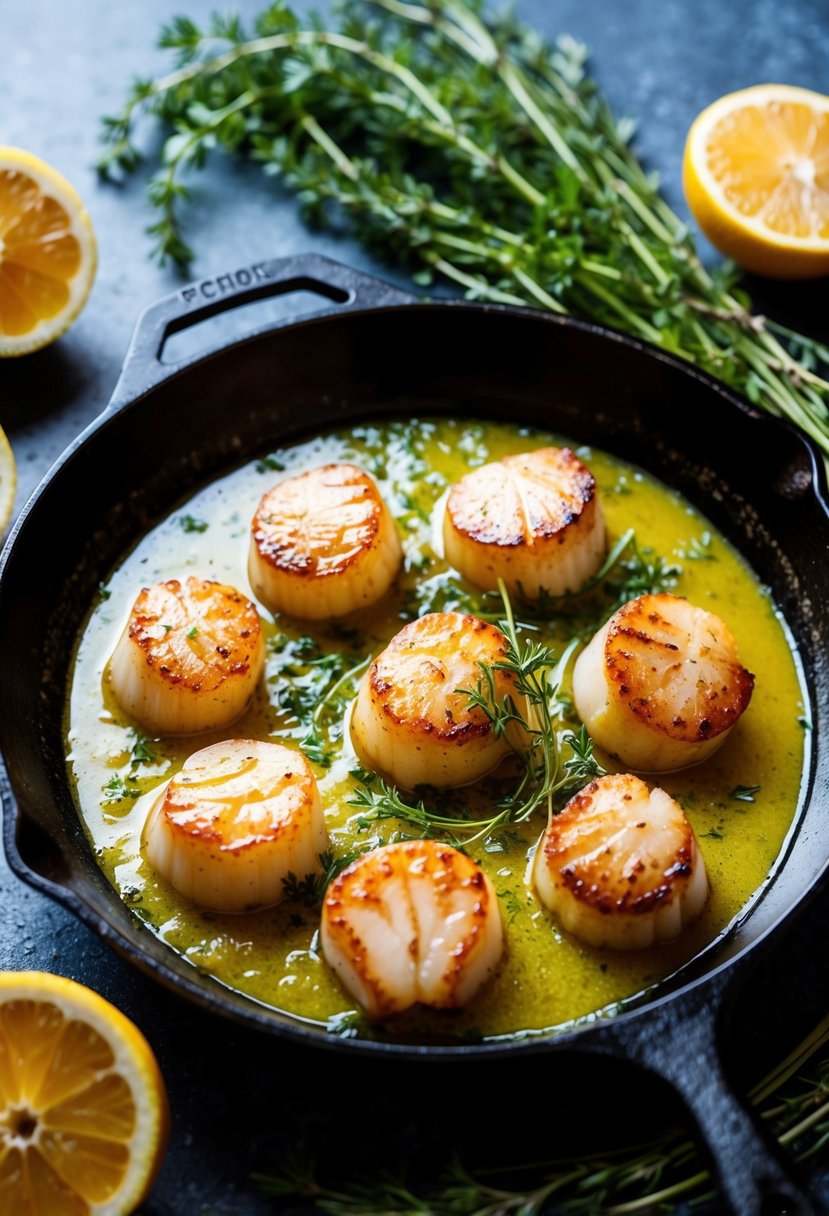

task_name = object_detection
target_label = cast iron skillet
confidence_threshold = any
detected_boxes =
[1,254,828,1215]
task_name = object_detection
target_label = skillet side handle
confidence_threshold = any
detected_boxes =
[107,253,420,410]
[595,974,814,1216]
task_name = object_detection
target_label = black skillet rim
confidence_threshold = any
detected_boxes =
[2,291,828,1061]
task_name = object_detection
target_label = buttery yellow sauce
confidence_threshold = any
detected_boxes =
[67,419,808,1041]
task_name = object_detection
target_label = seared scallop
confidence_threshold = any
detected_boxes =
[321,839,503,1017]
[249,462,403,619]
[110,576,265,736]
[142,739,328,912]
[350,611,518,788]
[443,446,606,597]
[573,593,754,772]
[530,772,708,949]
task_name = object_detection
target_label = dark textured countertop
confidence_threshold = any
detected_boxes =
[3,2,829,1213]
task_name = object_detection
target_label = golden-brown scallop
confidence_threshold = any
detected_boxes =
[321,840,503,1018]
[142,739,328,912]
[573,593,754,772]
[443,446,606,597]
[350,612,518,789]
[529,773,709,949]
[248,462,402,620]
[109,576,265,736]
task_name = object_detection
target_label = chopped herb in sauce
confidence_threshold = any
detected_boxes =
[179,514,208,533]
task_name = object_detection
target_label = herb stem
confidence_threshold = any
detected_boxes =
[301,114,358,180]
[779,1096,829,1148]
[312,655,372,729]
[603,1169,710,1213]
[574,273,664,344]
[498,60,583,173]
[509,265,568,314]
[613,178,677,246]
[424,254,529,306]
[623,224,671,288]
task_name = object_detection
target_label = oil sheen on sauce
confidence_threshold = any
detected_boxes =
[66,419,808,1041]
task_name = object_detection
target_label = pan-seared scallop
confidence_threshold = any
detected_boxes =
[530,773,708,949]
[249,462,403,620]
[110,576,265,736]
[142,739,328,912]
[443,446,606,597]
[573,593,754,772]
[350,612,518,789]
[321,840,503,1018]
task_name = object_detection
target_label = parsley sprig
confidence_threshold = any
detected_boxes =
[99,0,829,458]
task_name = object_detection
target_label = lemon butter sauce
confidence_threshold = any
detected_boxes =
[66,418,808,1040]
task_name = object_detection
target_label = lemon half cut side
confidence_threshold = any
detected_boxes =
[0,425,16,536]
[0,971,170,1215]
[0,147,97,355]
[683,83,829,279]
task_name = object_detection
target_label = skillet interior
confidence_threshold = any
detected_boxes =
[1,300,828,1054]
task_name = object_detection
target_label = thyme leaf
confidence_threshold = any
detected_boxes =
[129,731,157,766]
[103,774,142,803]
[179,513,208,533]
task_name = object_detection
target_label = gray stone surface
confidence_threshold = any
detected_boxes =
[2,1,829,1212]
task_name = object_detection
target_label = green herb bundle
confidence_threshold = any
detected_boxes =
[100,0,829,458]
[254,1013,829,1213]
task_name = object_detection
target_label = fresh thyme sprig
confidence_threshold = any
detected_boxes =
[460,581,601,820]
[254,1014,829,1215]
[99,0,829,458]
[348,581,603,845]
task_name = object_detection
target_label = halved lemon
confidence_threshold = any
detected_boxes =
[0,148,97,355]
[0,971,169,1215]
[683,84,829,278]
[0,425,16,536]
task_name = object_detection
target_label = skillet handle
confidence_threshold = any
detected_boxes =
[107,253,419,410]
[593,969,814,1216]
